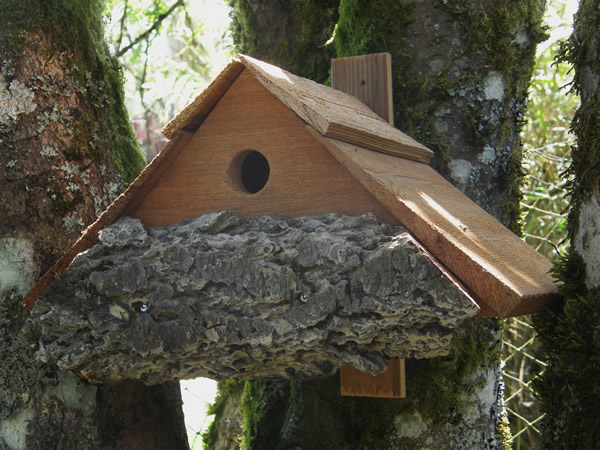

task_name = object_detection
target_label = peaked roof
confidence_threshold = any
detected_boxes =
[24,55,558,317]
[163,55,433,164]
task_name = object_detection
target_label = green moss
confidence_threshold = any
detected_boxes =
[556,0,600,239]
[335,0,415,57]
[239,381,267,449]
[335,0,429,141]
[533,250,600,447]
[440,0,547,78]
[400,319,503,434]
[228,0,338,84]
[0,0,145,184]
[202,380,244,449]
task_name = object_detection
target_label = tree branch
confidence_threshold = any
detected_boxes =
[115,0,129,54]
[116,0,184,58]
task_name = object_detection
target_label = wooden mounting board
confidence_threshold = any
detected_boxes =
[332,53,394,127]
[312,131,558,317]
[333,52,406,399]
[239,54,433,164]
[341,360,406,398]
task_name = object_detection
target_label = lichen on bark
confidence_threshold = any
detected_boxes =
[0,0,187,447]
[0,0,145,185]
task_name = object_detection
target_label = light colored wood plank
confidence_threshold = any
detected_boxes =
[332,53,394,125]
[340,360,406,398]
[238,54,433,163]
[312,131,559,317]
[132,70,398,226]
[333,52,406,400]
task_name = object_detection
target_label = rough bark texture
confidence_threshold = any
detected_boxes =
[227,0,338,84]
[0,1,187,448]
[26,212,477,385]
[533,0,600,447]
[209,1,545,449]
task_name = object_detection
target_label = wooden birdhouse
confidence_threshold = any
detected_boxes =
[23,54,558,399]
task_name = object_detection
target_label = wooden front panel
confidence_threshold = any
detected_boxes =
[132,69,397,226]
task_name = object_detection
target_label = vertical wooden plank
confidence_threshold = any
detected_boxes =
[332,53,394,125]
[340,360,406,399]
[334,53,406,399]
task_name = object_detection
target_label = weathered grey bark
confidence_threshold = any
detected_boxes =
[533,0,600,446]
[26,212,477,384]
[0,1,187,448]
[208,1,545,449]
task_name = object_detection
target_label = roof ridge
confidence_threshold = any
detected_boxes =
[162,55,434,164]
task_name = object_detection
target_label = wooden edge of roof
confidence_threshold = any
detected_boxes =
[162,55,433,164]
[406,227,482,314]
[23,130,194,310]
[238,54,434,164]
[162,60,245,139]
[308,126,559,317]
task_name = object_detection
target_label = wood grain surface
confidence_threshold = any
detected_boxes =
[332,53,394,126]
[132,69,398,226]
[341,359,406,398]
[239,54,433,163]
[313,132,558,317]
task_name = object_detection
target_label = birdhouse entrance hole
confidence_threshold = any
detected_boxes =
[230,150,270,194]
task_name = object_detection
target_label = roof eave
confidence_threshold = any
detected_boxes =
[161,59,245,139]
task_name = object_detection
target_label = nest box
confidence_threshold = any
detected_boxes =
[23,54,558,399]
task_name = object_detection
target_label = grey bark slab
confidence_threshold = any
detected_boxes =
[25,211,477,385]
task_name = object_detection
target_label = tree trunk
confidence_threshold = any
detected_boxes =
[209,1,545,448]
[0,1,188,448]
[533,0,600,446]
[227,0,339,83]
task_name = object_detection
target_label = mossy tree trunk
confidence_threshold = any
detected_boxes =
[205,1,546,449]
[0,1,188,448]
[533,0,600,447]
[227,0,339,84]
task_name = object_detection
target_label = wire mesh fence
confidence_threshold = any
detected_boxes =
[502,317,547,448]
[502,136,572,448]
